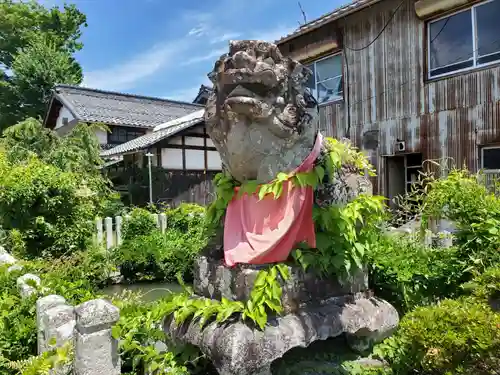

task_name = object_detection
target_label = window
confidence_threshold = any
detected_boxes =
[428,0,500,79]
[482,146,500,171]
[306,54,343,104]
[108,127,145,144]
[481,146,500,193]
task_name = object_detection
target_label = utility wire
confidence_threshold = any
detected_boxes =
[338,37,500,111]
[343,0,407,52]
[430,17,450,44]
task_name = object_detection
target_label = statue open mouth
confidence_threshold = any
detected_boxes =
[204,40,319,182]
[223,83,274,119]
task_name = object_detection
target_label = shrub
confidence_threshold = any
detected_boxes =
[422,169,500,269]
[122,207,157,241]
[374,298,500,375]
[112,205,208,283]
[369,234,468,313]
[0,156,97,258]
[166,203,206,233]
[461,265,500,306]
[111,228,205,283]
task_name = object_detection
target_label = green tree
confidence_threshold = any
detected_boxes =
[1,117,105,175]
[0,0,87,129]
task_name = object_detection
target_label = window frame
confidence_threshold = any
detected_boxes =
[108,126,146,145]
[427,0,500,80]
[481,145,500,172]
[306,53,344,106]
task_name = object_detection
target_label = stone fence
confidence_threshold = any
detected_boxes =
[0,246,121,375]
[95,213,168,250]
[386,218,455,248]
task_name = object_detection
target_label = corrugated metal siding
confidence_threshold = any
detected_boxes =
[287,0,500,196]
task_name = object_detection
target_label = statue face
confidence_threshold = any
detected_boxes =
[204,40,319,182]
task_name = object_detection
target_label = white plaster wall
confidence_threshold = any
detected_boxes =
[95,129,108,145]
[206,138,214,147]
[185,149,204,170]
[161,148,183,169]
[207,150,222,170]
[184,136,204,146]
[55,107,74,130]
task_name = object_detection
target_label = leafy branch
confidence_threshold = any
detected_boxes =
[166,264,290,331]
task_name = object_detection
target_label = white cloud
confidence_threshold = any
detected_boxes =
[81,0,292,93]
[188,26,208,37]
[82,41,187,91]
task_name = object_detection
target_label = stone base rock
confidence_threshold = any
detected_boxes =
[194,256,368,314]
[272,336,387,375]
[164,295,399,375]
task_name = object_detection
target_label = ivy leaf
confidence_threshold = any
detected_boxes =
[271,182,282,199]
[354,242,365,257]
[240,181,259,197]
[295,172,308,187]
[258,185,270,201]
[254,270,268,287]
[111,325,121,340]
[276,264,290,281]
[305,172,319,188]
[315,165,325,182]
[277,172,289,182]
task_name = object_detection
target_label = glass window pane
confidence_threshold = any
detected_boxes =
[316,55,342,82]
[317,77,342,104]
[428,10,473,72]
[483,147,500,169]
[476,0,500,60]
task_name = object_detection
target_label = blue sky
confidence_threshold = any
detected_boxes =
[42,0,345,102]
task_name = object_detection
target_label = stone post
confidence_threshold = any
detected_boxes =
[159,213,167,233]
[152,213,159,228]
[43,304,76,349]
[44,304,76,375]
[105,217,114,250]
[115,216,123,246]
[436,231,453,248]
[74,299,120,375]
[0,245,16,266]
[36,295,67,354]
[423,229,433,247]
[17,273,41,298]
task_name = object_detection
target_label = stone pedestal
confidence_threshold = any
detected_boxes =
[165,257,399,375]
[194,256,369,314]
[74,299,120,375]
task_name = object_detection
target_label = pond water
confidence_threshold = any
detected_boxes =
[100,281,185,303]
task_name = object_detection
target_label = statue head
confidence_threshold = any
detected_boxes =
[204,40,319,183]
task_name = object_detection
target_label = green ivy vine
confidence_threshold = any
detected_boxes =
[205,136,385,276]
[293,194,385,276]
[167,264,290,331]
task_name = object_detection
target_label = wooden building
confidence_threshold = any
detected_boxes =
[43,84,202,150]
[100,110,222,206]
[276,0,500,202]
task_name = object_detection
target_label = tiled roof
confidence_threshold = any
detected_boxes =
[276,0,382,44]
[100,109,205,157]
[50,84,202,129]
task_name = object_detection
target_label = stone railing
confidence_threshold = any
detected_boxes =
[385,219,455,248]
[0,246,121,375]
[94,213,168,250]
